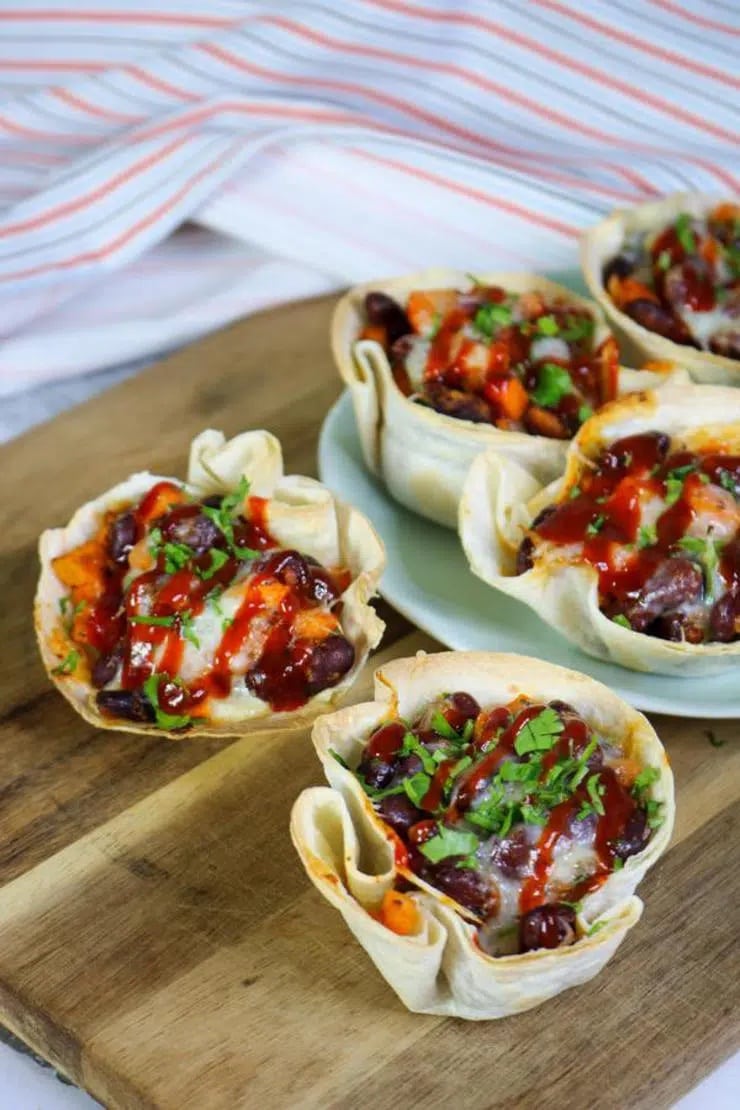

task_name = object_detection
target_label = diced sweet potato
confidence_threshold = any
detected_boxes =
[379,890,420,936]
[258,582,291,609]
[359,324,387,346]
[609,276,659,309]
[293,608,340,641]
[484,375,528,421]
[52,539,107,602]
[406,289,458,336]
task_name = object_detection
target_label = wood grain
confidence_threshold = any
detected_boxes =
[0,296,737,1109]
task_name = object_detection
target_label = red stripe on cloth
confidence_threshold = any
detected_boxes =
[531,0,740,87]
[611,166,660,196]
[351,147,580,237]
[0,134,190,238]
[0,9,240,27]
[367,0,740,144]
[124,64,200,103]
[648,0,740,35]
[0,58,107,71]
[0,112,96,142]
[692,158,740,193]
[0,143,239,284]
[53,87,142,124]
[263,14,626,147]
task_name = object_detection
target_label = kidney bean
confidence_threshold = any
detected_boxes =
[364,291,411,346]
[356,756,395,790]
[519,903,576,952]
[425,860,498,918]
[516,536,535,575]
[391,754,425,784]
[268,550,313,593]
[160,508,221,555]
[663,259,715,313]
[569,810,598,843]
[109,511,137,565]
[376,795,424,836]
[490,829,532,879]
[709,330,740,360]
[613,807,650,861]
[450,691,481,722]
[548,699,576,716]
[523,405,570,439]
[623,557,704,632]
[95,688,155,723]
[602,431,670,474]
[91,646,123,689]
[602,253,637,288]
[623,298,696,346]
[305,635,355,695]
[709,592,739,642]
[201,494,223,508]
[650,613,705,644]
[425,384,491,424]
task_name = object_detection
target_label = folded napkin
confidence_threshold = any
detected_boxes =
[0,0,736,399]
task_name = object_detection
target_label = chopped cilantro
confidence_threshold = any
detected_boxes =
[613,856,624,871]
[474,302,512,338]
[148,526,163,558]
[656,249,672,271]
[586,772,606,816]
[514,707,564,756]
[587,920,609,937]
[400,732,437,775]
[578,404,594,423]
[199,548,230,581]
[611,614,632,629]
[668,463,696,481]
[163,541,195,574]
[360,779,405,801]
[531,362,572,408]
[536,314,559,336]
[130,613,176,628]
[142,673,191,731]
[59,596,69,616]
[329,748,350,769]
[419,826,479,864]
[664,476,684,506]
[568,484,582,500]
[51,650,79,676]
[461,718,476,743]
[632,765,659,800]
[678,535,719,598]
[499,759,540,783]
[586,514,606,537]
[675,212,696,254]
[560,315,595,343]
[180,610,200,649]
[430,710,461,741]
[718,470,738,496]
[646,799,664,829]
[428,312,442,340]
[403,772,431,808]
[638,524,657,549]
[202,476,258,560]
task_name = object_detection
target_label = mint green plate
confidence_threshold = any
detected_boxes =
[319,392,739,719]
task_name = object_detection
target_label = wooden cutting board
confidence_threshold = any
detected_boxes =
[0,294,737,1110]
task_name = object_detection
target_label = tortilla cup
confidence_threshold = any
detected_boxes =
[332,268,683,528]
[581,192,740,384]
[459,384,740,676]
[36,429,385,738]
[291,650,673,1019]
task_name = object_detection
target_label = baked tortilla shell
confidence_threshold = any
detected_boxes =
[36,429,385,738]
[459,385,740,676]
[581,191,740,384]
[332,268,684,528]
[291,650,673,1019]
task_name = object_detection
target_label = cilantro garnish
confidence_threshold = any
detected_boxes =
[531,362,572,408]
[656,249,672,271]
[474,302,512,338]
[664,476,684,507]
[180,611,200,649]
[130,613,176,628]
[430,710,461,741]
[568,485,582,500]
[675,212,696,254]
[678,535,719,598]
[400,731,437,775]
[560,315,595,343]
[207,587,233,631]
[637,524,657,549]
[142,674,192,731]
[577,772,605,820]
[536,314,559,336]
[404,772,431,808]
[51,650,79,676]
[428,311,442,340]
[202,477,259,561]
[632,766,659,800]
[199,548,230,581]
[514,707,564,756]
[611,614,632,629]
[329,748,350,769]
[587,920,609,937]
[578,405,594,424]
[163,541,195,575]
[148,526,163,558]
[586,514,606,537]
[718,470,738,496]
[419,826,479,864]
[59,596,69,617]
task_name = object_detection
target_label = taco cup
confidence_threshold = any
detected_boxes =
[460,385,740,676]
[291,650,673,1019]
[331,269,683,528]
[581,192,740,384]
[36,429,385,737]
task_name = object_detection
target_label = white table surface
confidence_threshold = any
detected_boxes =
[1,360,737,1110]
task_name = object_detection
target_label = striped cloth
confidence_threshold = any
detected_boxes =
[0,0,738,399]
